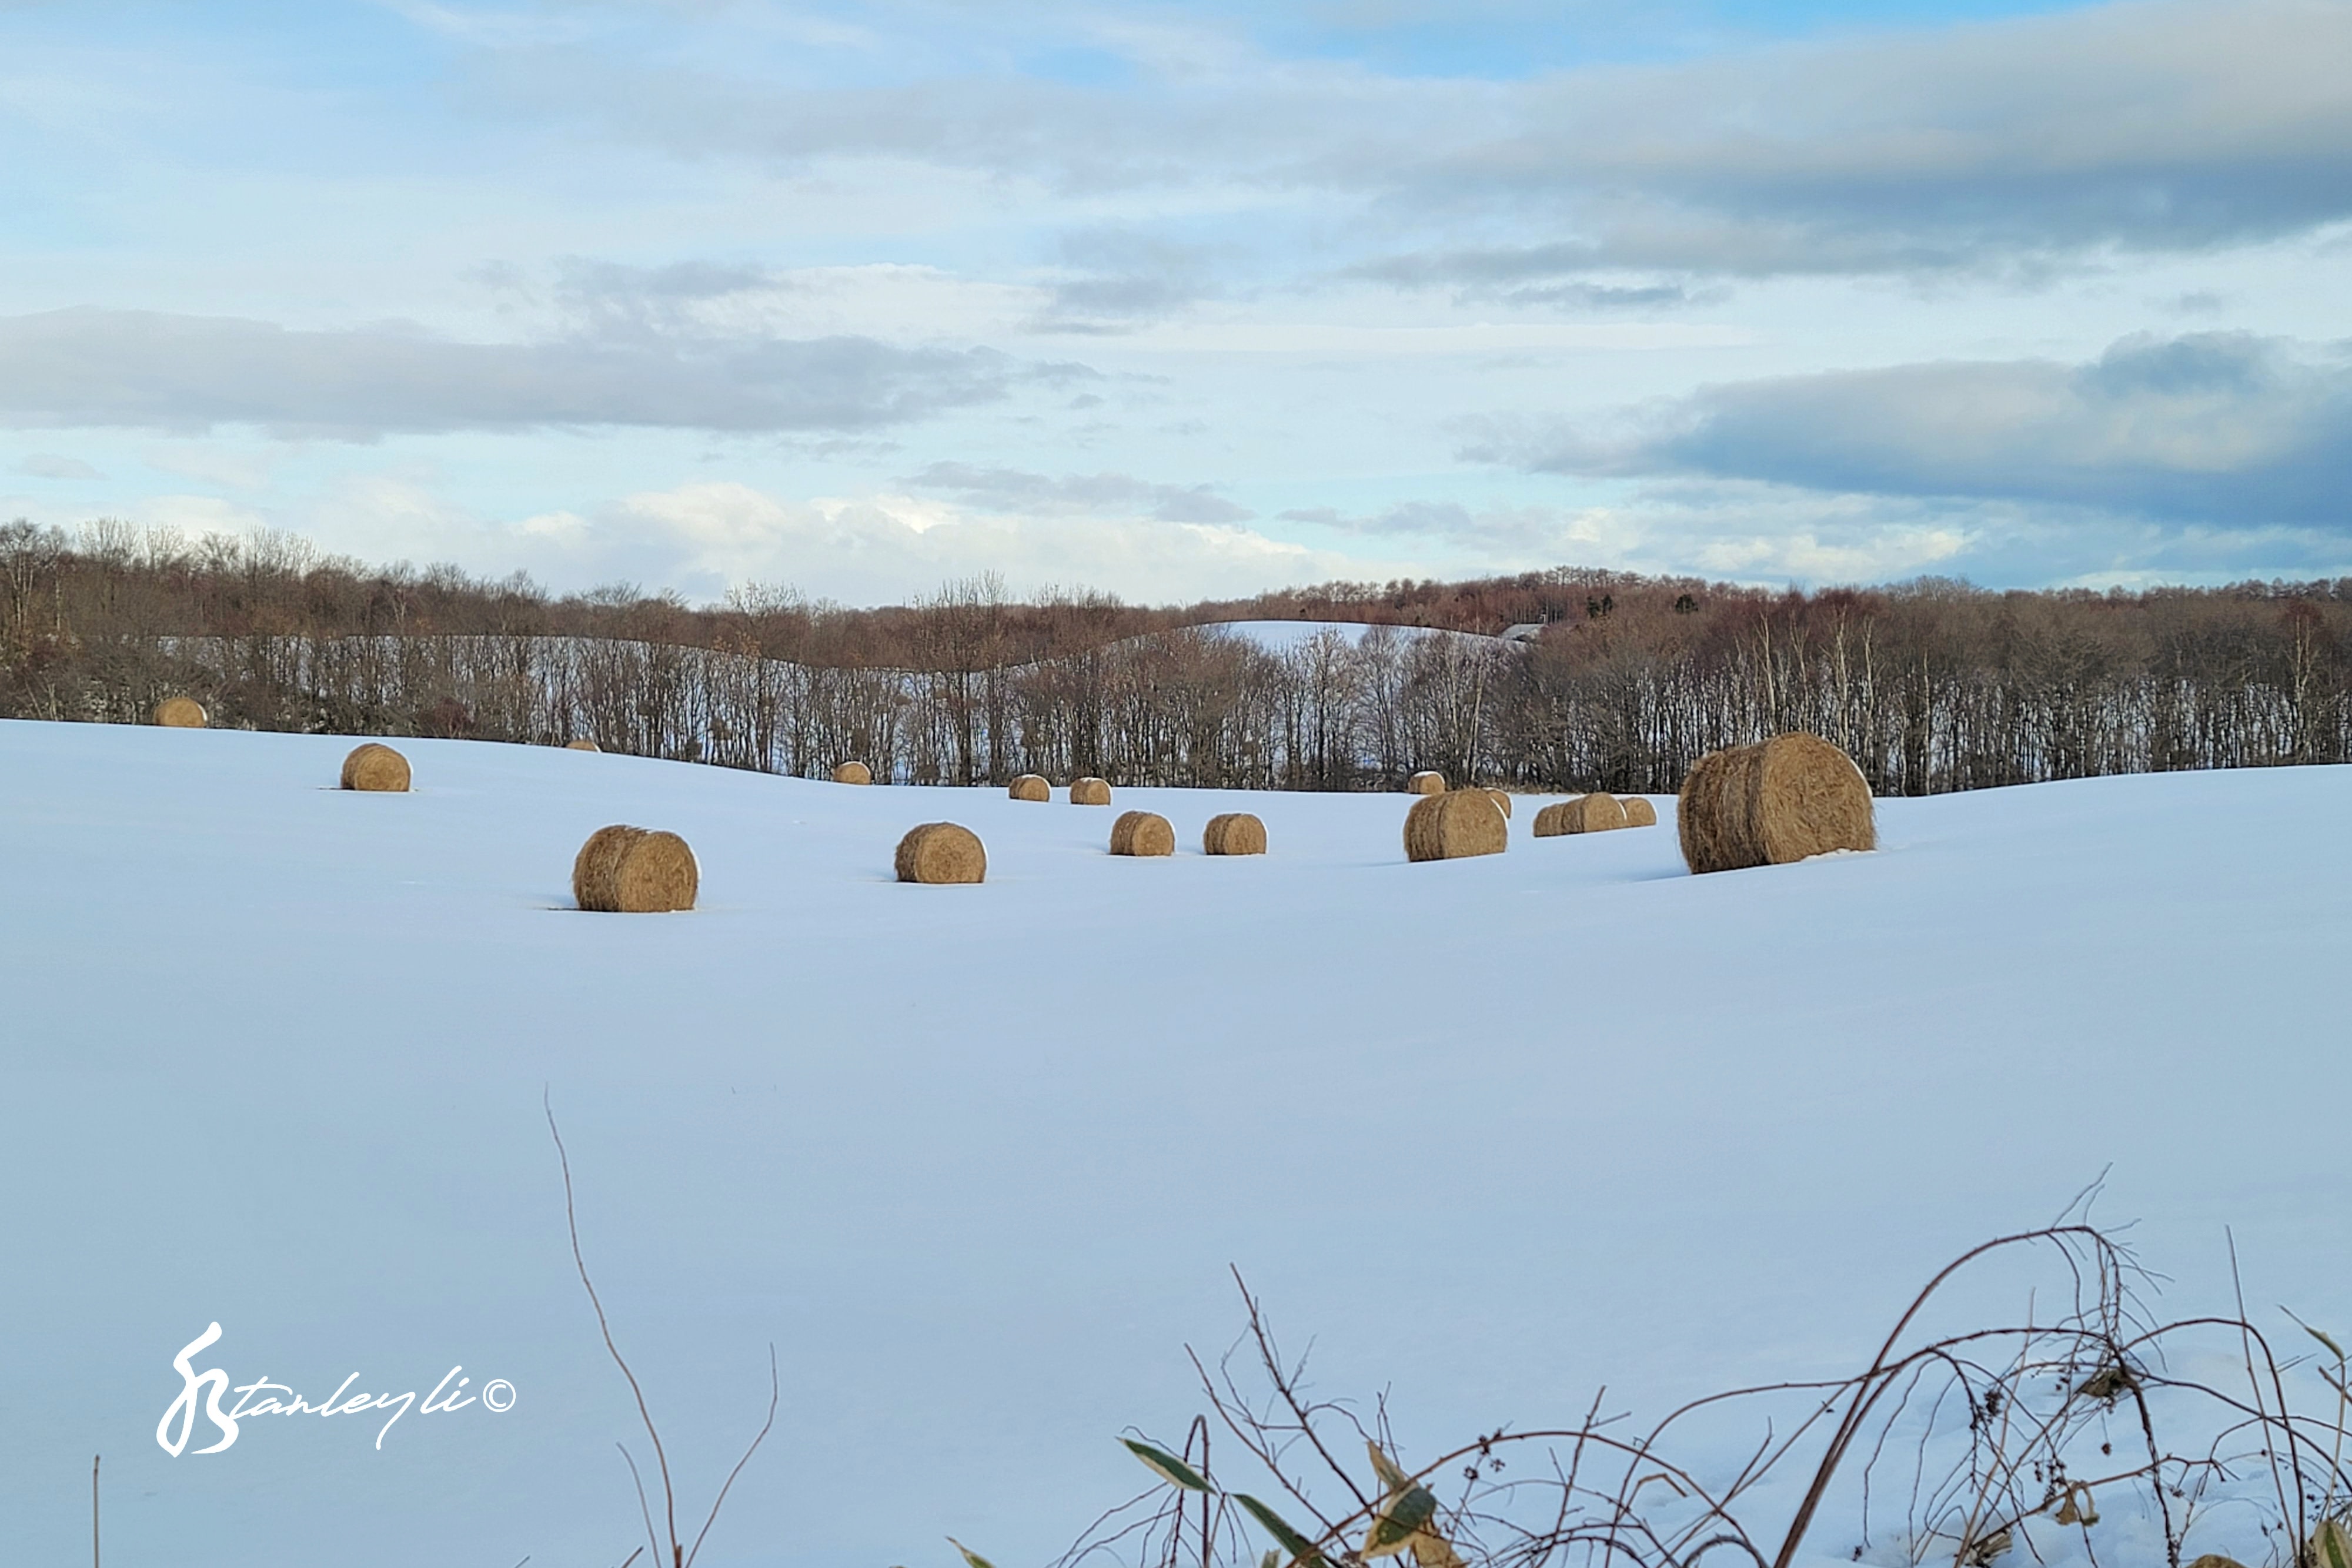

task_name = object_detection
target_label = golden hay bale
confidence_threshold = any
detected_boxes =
[572,825,699,912]
[833,761,873,785]
[1568,793,1629,833]
[1619,795,1658,827]
[565,738,600,752]
[1404,789,1507,862]
[1677,732,1875,875]
[339,743,411,793]
[1108,810,1174,857]
[1070,776,1112,805]
[1406,770,1446,795]
[1202,812,1267,856]
[1008,773,1051,801]
[895,821,987,884]
[1531,801,1568,837]
[1482,788,1513,819]
[153,696,208,728]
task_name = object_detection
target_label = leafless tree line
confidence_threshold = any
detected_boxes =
[4,519,2348,794]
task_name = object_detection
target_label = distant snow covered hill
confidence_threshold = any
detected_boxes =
[1196,618,1518,653]
[1,718,2346,1568]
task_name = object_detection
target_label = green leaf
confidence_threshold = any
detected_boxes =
[947,1537,996,1568]
[2306,1323,2347,1363]
[1261,1553,1281,1568]
[2314,1519,2352,1568]
[1120,1437,1211,1493]
[1367,1442,1413,1495]
[1364,1486,1438,1559]
[1236,1494,1324,1568]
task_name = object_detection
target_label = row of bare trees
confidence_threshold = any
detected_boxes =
[4,519,2349,793]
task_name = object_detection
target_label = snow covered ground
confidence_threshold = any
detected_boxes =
[1198,617,1515,653]
[2,718,2347,1568]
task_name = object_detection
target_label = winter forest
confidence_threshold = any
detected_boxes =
[5,518,2348,797]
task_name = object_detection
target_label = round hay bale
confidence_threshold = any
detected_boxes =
[153,696,208,728]
[895,821,987,884]
[1406,770,1446,795]
[1108,810,1174,857]
[1404,790,1507,862]
[1202,812,1267,856]
[1531,801,1568,837]
[1619,795,1658,827]
[572,825,699,912]
[1070,777,1112,806]
[1008,774,1051,802]
[565,738,601,752]
[1481,788,1513,820]
[339,742,411,793]
[833,761,873,785]
[1558,793,1628,834]
[1677,733,1873,874]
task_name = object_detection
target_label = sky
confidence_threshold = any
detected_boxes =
[1,0,2348,607]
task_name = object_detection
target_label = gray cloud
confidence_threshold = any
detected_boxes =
[1471,332,2352,527]
[1348,246,1712,310]
[0,307,1043,439]
[12,453,103,479]
[907,461,1252,523]
[473,0,2352,279]
[1025,229,1219,335]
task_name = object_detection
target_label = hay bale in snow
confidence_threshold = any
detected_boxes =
[572,825,699,912]
[1677,732,1875,874]
[1532,794,1626,835]
[1482,788,1513,819]
[1008,774,1050,801]
[896,821,987,884]
[1406,770,1446,795]
[340,743,411,793]
[1109,810,1174,857]
[565,738,600,752]
[1202,812,1267,856]
[153,696,208,728]
[1404,790,1506,862]
[833,761,873,785]
[1619,796,1658,827]
[1070,777,1112,805]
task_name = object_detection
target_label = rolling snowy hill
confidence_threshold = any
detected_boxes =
[1,718,2346,1568]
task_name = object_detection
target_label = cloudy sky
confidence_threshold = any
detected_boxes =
[2,0,2348,604]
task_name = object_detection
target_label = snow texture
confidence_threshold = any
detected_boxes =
[1,717,2346,1567]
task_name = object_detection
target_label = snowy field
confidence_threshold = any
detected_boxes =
[2,717,2347,1568]
[1200,618,1514,653]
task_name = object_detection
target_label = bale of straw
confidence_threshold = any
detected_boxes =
[1202,812,1267,856]
[833,761,873,785]
[340,743,411,793]
[1404,790,1507,862]
[565,738,600,752]
[1532,801,1568,837]
[895,821,987,884]
[1676,732,1874,874]
[1070,777,1112,805]
[1108,810,1174,857]
[572,825,699,912]
[1008,774,1051,801]
[1406,770,1446,795]
[1619,795,1658,827]
[1482,788,1513,819]
[153,696,208,728]
[1564,793,1629,834]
